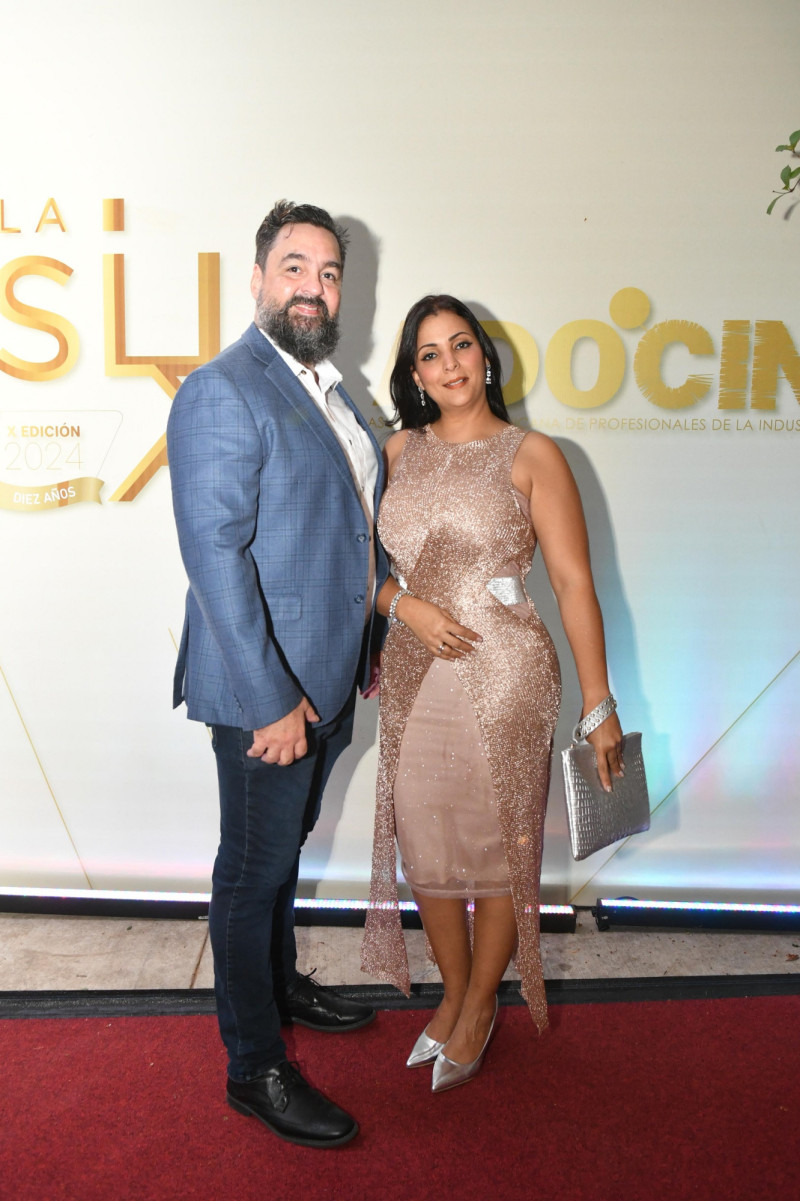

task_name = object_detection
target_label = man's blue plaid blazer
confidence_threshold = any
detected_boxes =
[167,323,387,730]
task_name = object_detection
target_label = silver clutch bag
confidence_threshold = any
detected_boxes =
[561,730,650,861]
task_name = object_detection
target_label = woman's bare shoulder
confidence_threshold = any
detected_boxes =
[383,428,413,476]
[511,430,580,507]
[516,429,568,469]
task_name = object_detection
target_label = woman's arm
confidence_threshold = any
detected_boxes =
[513,433,624,791]
[377,429,481,659]
[376,580,481,660]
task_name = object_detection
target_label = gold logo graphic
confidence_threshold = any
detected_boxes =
[0,411,122,513]
[0,196,220,509]
[0,477,101,511]
[2,201,799,512]
[103,251,220,501]
[0,256,79,382]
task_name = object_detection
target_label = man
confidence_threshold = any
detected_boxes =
[167,201,386,1148]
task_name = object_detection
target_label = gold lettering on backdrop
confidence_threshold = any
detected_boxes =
[102,198,125,233]
[545,320,625,409]
[718,321,750,410]
[0,257,80,381]
[0,201,21,233]
[634,320,714,410]
[3,217,799,515]
[608,287,651,330]
[0,478,102,511]
[103,251,220,501]
[750,321,800,411]
[35,198,67,233]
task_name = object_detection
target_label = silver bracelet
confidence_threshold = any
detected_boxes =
[573,694,617,742]
[388,588,413,624]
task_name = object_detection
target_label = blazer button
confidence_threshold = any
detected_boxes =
[355,594,364,604]
[356,533,367,543]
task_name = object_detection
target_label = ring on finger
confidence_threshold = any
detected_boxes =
[437,642,445,654]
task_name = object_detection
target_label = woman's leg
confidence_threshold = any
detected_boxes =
[442,894,517,1064]
[411,891,472,1043]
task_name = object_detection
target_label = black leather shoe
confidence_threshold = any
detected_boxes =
[226,1062,358,1148]
[283,970,377,1032]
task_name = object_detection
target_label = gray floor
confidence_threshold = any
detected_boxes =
[1,909,799,992]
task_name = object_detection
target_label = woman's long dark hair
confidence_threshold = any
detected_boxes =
[388,294,509,429]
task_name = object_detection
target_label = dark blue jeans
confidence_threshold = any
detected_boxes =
[209,695,355,1082]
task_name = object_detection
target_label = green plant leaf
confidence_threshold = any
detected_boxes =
[780,165,792,186]
[767,196,780,214]
[790,129,800,148]
[791,167,800,179]
[776,143,792,152]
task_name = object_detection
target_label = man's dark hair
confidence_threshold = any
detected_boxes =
[254,200,349,270]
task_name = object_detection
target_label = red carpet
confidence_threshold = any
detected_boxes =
[1,996,798,1201]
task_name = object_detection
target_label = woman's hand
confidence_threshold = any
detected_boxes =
[396,594,482,660]
[586,712,625,793]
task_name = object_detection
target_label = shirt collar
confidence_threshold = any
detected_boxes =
[260,328,342,394]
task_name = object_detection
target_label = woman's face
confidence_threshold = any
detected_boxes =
[411,309,488,414]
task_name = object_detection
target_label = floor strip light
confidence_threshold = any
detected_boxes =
[294,898,576,931]
[0,886,211,920]
[595,898,800,932]
[0,887,576,930]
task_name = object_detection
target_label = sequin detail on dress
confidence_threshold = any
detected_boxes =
[361,425,561,1032]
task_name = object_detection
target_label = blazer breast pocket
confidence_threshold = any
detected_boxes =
[266,592,302,622]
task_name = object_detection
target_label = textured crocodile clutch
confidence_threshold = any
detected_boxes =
[562,732,650,861]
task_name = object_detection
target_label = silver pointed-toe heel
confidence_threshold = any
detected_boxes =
[431,999,499,1093]
[406,1026,446,1068]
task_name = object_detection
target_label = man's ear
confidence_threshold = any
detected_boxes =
[250,264,263,302]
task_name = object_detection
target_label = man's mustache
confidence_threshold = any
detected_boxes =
[285,295,329,319]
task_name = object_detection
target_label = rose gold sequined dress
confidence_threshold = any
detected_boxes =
[361,424,561,1031]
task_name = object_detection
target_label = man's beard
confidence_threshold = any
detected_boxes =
[255,292,340,365]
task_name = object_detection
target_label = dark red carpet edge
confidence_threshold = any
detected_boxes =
[0,997,798,1201]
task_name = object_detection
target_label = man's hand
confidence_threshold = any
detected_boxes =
[247,698,320,766]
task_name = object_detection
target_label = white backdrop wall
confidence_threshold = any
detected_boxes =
[1,0,798,904]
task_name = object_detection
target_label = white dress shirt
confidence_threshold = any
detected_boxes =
[263,331,379,513]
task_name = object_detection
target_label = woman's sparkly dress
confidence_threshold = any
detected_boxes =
[361,424,561,1030]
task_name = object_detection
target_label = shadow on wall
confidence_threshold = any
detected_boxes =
[334,214,382,433]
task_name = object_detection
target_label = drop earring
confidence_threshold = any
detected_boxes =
[417,385,427,408]
[485,365,492,385]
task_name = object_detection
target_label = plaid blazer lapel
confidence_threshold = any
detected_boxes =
[245,325,360,491]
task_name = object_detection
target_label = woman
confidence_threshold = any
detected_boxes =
[361,295,623,1092]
